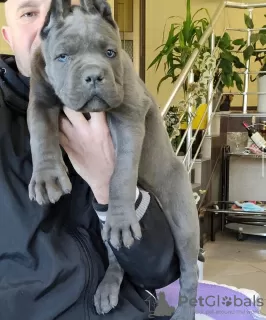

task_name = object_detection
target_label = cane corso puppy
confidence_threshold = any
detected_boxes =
[27,0,200,319]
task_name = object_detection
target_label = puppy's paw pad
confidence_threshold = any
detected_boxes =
[29,165,71,205]
[94,283,119,315]
[103,212,142,249]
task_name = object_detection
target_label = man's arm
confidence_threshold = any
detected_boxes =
[59,110,180,289]
[92,187,181,290]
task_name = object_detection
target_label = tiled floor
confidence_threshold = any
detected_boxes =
[203,230,266,315]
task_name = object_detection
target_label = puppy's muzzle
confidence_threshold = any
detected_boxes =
[83,66,105,88]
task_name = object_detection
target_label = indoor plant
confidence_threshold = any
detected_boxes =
[148,0,212,152]
[164,51,217,154]
[234,14,266,112]
[148,0,245,116]
[148,0,245,156]
[148,0,211,95]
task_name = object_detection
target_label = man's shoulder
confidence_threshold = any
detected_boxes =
[0,53,30,115]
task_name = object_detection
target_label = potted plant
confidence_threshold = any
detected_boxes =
[160,51,217,157]
[234,14,266,112]
[148,0,245,113]
[214,32,245,111]
[148,0,245,157]
[148,0,211,94]
[147,0,212,158]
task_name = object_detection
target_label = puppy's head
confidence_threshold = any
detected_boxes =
[39,0,124,112]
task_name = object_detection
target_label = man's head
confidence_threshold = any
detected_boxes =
[1,0,80,77]
[34,0,124,112]
[2,0,52,76]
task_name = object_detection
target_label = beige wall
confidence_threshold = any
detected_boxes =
[145,0,266,109]
[0,4,12,54]
[2,0,266,109]
[114,0,133,32]
[0,1,115,55]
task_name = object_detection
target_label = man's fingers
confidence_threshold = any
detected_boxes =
[59,113,73,133]
[59,131,69,148]
[89,112,108,129]
[63,107,88,126]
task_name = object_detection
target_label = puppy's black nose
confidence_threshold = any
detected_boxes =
[84,70,104,85]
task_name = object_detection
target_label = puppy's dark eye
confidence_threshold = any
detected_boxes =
[106,49,116,58]
[56,54,69,62]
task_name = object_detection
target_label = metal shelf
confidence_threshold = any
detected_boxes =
[228,152,266,158]
[204,144,266,240]
[226,223,266,237]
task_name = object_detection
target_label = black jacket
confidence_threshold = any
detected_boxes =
[0,54,180,320]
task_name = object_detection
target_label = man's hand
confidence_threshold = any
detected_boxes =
[59,107,115,204]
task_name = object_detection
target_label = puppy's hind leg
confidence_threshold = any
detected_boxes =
[94,243,124,315]
[161,161,200,320]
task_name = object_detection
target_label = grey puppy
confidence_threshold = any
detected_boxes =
[27,0,200,319]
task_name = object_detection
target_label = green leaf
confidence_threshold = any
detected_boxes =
[233,56,246,69]
[220,51,235,62]
[219,32,231,50]
[170,75,179,84]
[194,43,201,49]
[233,38,246,46]
[161,16,180,44]
[219,58,233,74]
[147,22,179,71]
[260,33,266,46]
[187,24,197,46]
[243,45,254,61]
[147,53,163,70]
[193,8,211,22]
[182,0,192,44]
[167,52,175,75]
[251,33,260,44]
[238,44,246,52]
[157,74,171,92]
[180,28,186,47]
[195,28,202,41]
[215,36,221,46]
[157,62,182,92]
[259,25,266,35]
[186,0,192,25]
[154,43,166,52]
[221,73,233,88]
[244,14,254,29]
[201,19,209,31]
[164,23,177,48]
[233,71,243,91]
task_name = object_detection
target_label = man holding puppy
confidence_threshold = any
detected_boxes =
[0,0,180,319]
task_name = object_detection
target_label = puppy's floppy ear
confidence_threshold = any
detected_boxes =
[40,0,71,39]
[80,0,117,29]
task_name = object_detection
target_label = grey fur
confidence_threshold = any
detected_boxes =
[27,0,200,319]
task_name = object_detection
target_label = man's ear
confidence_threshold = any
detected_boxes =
[1,26,14,51]
[40,0,71,39]
[80,0,117,29]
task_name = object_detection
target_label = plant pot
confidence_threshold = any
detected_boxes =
[257,75,266,113]
[219,94,233,112]
[179,104,208,130]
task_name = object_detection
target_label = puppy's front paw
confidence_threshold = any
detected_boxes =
[29,163,72,205]
[102,210,142,249]
[94,270,122,314]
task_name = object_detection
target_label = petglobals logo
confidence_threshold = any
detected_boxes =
[179,294,264,308]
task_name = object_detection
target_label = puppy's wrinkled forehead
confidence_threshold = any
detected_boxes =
[43,6,119,58]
